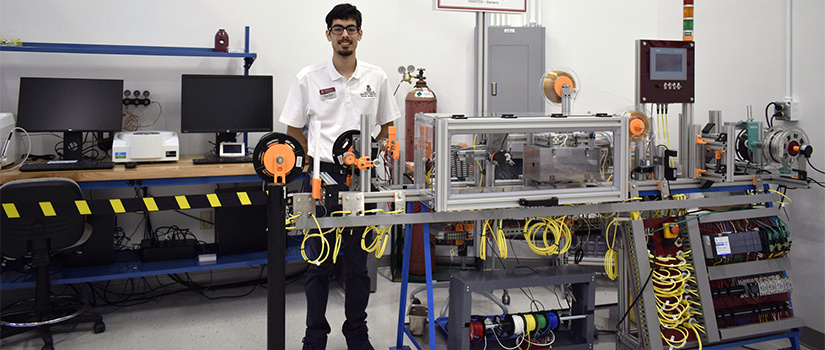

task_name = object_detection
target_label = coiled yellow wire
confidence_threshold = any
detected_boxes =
[522,217,571,256]
[301,213,332,266]
[651,250,704,349]
[360,208,404,258]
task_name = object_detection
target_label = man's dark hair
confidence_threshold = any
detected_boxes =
[326,3,362,29]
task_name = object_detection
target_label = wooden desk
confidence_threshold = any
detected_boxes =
[0,155,261,188]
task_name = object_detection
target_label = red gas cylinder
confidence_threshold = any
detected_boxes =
[404,69,437,163]
[405,69,437,276]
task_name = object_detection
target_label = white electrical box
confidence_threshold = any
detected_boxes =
[0,113,18,166]
[112,131,179,163]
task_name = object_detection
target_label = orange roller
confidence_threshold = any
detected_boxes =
[262,143,296,184]
[252,132,305,184]
[343,150,357,166]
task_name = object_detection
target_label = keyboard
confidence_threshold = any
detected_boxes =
[192,155,254,164]
[19,160,115,172]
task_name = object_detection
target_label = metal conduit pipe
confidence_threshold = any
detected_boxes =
[439,291,509,318]
[406,282,509,316]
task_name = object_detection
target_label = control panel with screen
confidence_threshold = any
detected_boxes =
[636,40,695,104]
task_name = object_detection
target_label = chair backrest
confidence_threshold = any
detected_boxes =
[1,177,86,258]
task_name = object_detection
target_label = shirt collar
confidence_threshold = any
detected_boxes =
[325,56,361,82]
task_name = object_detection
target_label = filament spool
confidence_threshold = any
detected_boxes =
[628,110,651,143]
[253,132,305,183]
[540,69,580,104]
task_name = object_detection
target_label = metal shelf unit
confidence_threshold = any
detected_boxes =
[447,266,596,350]
[620,206,803,350]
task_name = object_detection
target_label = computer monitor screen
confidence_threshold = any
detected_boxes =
[649,47,687,81]
[180,74,273,145]
[17,77,124,132]
[16,77,124,160]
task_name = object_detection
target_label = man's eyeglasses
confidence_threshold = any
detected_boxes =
[329,25,360,35]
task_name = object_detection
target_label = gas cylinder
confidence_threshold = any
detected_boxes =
[405,69,436,276]
[404,69,437,163]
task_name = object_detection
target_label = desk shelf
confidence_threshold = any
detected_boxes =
[1,237,303,290]
[0,26,257,74]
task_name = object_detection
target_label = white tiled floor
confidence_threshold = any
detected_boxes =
[0,266,812,350]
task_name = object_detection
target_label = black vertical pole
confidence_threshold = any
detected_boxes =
[267,183,286,350]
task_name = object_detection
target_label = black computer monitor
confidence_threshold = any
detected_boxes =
[180,74,273,148]
[16,77,124,160]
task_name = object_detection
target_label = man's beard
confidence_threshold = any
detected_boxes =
[337,40,353,56]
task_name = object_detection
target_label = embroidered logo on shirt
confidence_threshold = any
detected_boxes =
[360,85,376,98]
[320,87,337,101]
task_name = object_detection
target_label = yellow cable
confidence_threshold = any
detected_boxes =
[480,220,489,260]
[495,219,507,259]
[332,231,342,263]
[376,225,391,258]
[604,218,627,280]
[664,109,672,150]
[476,160,483,186]
[301,214,331,266]
[656,108,663,146]
[604,250,618,280]
[523,217,570,256]
[661,326,688,348]
[768,189,792,206]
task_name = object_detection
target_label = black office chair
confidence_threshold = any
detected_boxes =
[1,178,105,350]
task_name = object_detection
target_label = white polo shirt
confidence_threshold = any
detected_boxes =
[279,58,401,163]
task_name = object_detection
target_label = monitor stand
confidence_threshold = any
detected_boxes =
[63,131,84,160]
[191,132,252,164]
[215,132,237,145]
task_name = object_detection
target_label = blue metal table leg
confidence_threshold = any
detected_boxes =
[391,202,415,350]
[421,204,437,350]
[789,329,801,350]
[403,328,423,350]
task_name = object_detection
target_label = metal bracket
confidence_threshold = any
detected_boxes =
[393,190,406,211]
[319,172,339,208]
[291,193,315,218]
[629,181,640,198]
[658,179,671,198]
[753,175,766,193]
[243,56,256,72]
[341,191,365,215]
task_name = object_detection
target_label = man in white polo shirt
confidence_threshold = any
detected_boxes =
[278,4,400,350]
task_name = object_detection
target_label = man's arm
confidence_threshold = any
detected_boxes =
[376,122,393,140]
[286,126,308,152]
[287,126,309,172]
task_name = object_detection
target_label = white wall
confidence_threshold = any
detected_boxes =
[786,0,825,335]
[1,0,823,334]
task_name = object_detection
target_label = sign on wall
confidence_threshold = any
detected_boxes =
[433,0,527,13]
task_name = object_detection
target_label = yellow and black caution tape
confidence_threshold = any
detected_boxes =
[1,191,267,219]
